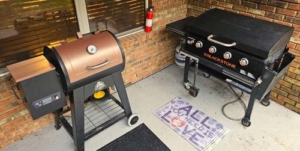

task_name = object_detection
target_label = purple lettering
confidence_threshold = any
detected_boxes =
[190,132,204,146]
[208,132,214,138]
[190,110,200,122]
[204,129,209,135]
[201,117,210,129]
[161,111,171,123]
[178,105,192,116]
[197,125,205,131]
[182,125,196,135]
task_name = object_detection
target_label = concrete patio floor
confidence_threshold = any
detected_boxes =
[3,64,300,151]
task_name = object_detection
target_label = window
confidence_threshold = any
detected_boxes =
[0,0,148,68]
[75,0,148,36]
[0,0,78,67]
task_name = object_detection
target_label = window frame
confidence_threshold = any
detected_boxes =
[74,0,149,37]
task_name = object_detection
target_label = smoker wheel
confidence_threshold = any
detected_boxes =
[241,117,251,127]
[184,81,192,90]
[128,113,139,126]
[203,72,210,78]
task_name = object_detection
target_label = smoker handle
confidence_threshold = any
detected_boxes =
[207,35,236,47]
[86,59,110,70]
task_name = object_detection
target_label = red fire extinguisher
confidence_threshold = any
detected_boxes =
[145,7,154,33]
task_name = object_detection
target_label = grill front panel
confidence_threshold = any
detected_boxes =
[185,34,271,80]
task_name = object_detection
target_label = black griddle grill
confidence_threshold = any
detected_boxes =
[166,9,295,127]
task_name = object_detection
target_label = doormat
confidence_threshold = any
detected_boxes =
[97,123,170,151]
[155,97,230,151]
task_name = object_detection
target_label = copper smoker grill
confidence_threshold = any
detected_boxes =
[8,31,139,151]
[44,31,125,93]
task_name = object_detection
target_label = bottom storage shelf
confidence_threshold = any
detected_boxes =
[59,94,126,140]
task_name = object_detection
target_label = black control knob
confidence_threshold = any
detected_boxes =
[209,46,217,53]
[195,41,203,48]
[223,51,232,59]
[187,39,195,45]
[240,58,249,66]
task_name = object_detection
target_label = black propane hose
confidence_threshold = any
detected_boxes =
[221,84,247,121]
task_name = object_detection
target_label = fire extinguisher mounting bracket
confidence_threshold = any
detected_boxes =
[148,6,154,12]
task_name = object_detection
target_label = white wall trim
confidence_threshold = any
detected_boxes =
[146,0,149,9]
[74,0,90,34]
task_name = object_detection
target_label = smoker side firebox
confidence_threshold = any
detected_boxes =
[7,31,139,151]
[166,9,295,127]
[7,56,67,120]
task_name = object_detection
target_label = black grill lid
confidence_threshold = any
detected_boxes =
[187,9,293,59]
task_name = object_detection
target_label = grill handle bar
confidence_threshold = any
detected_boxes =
[207,35,236,47]
[86,59,110,70]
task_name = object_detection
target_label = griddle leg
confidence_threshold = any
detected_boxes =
[242,85,259,127]
[70,87,85,151]
[112,71,132,117]
[183,56,190,83]
[260,91,271,106]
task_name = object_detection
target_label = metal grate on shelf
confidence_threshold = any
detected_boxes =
[63,98,124,134]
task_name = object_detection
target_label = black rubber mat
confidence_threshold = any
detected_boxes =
[97,123,170,151]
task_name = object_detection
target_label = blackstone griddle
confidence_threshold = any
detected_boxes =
[166,9,295,127]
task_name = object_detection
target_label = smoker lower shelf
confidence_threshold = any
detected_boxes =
[58,95,127,140]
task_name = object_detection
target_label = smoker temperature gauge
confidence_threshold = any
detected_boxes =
[195,41,203,48]
[87,45,97,54]
[240,58,249,66]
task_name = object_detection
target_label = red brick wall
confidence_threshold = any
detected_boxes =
[187,0,300,113]
[0,0,188,149]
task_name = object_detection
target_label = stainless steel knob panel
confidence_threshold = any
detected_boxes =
[240,58,249,66]
[195,41,203,48]
[223,51,232,59]
[209,46,217,53]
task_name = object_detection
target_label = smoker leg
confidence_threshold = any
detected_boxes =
[183,56,192,89]
[260,91,271,106]
[242,85,259,127]
[54,108,63,130]
[70,87,85,151]
[112,72,132,117]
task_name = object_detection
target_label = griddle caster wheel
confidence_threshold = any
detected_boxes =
[203,72,210,78]
[128,113,139,126]
[241,117,251,127]
[184,81,192,90]
[260,97,270,107]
